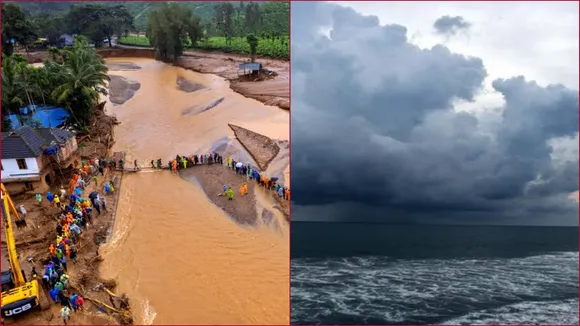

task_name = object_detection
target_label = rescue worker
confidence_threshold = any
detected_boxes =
[60,305,71,324]
[171,160,178,174]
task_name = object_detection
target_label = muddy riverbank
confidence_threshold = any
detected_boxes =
[179,165,259,225]
[21,48,289,110]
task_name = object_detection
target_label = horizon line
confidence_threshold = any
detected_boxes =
[291,220,579,228]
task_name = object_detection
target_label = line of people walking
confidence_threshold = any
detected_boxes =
[123,152,291,201]
[36,159,115,324]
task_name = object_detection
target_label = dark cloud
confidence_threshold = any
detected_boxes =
[291,2,578,226]
[433,15,471,36]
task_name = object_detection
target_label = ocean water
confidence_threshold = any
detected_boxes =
[291,222,578,324]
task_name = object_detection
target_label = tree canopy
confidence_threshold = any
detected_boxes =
[146,4,202,62]
[1,3,36,55]
[66,4,134,47]
[1,38,109,130]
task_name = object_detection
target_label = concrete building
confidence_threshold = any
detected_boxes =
[1,126,80,194]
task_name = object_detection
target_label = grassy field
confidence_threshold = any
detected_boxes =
[119,35,289,60]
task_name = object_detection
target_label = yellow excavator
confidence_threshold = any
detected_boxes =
[1,183,47,318]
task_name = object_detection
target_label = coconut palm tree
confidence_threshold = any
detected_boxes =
[1,54,27,126]
[51,38,109,127]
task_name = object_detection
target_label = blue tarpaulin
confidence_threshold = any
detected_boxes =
[10,105,70,129]
[45,145,59,155]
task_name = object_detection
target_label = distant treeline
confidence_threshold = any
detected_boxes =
[2,2,289,59]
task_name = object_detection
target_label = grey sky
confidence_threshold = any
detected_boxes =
[291,1,579,226]
[433,15,471,35]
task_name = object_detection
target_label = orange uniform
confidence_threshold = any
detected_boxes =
[65,244,71,259]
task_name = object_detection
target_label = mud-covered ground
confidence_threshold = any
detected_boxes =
[179,163,289,224]
[175,51,289,110]
[2,168,127,325]
[179,164,259,225]
[77,103,119,159]
[107,75,141,105]
[229,124,280,171]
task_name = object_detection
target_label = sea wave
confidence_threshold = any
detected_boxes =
[442,298,578,324]
[291,252,578,324]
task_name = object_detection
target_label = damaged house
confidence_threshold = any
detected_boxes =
[1,126,80,194]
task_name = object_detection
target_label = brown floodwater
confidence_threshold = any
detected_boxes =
[98,58,289,324]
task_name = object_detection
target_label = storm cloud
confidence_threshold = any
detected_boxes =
[433,15,471,35]
[291,2,578,226]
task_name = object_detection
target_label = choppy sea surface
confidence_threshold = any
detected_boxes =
[291,222,578,324]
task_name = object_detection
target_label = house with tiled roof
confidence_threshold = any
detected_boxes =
[1,126,79,193]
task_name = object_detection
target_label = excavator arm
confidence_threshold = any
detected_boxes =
[1,183,44,317]
[1,184,25,286]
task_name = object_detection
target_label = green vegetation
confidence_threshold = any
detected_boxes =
[13,2,221,32]
[2,2,133,51]
[246,34,259,63]
[1,38,109,131]
[1,3,36,55]
[66,4,134,48]
[119,35,288,59]
[144,2,288,60]
[146,4,202,62]
[5,1,288,59]
[119,35,150,46]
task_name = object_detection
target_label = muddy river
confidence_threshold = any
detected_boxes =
[98,58,289,324]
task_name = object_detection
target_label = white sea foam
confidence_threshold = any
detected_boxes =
[291,252,578,324]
